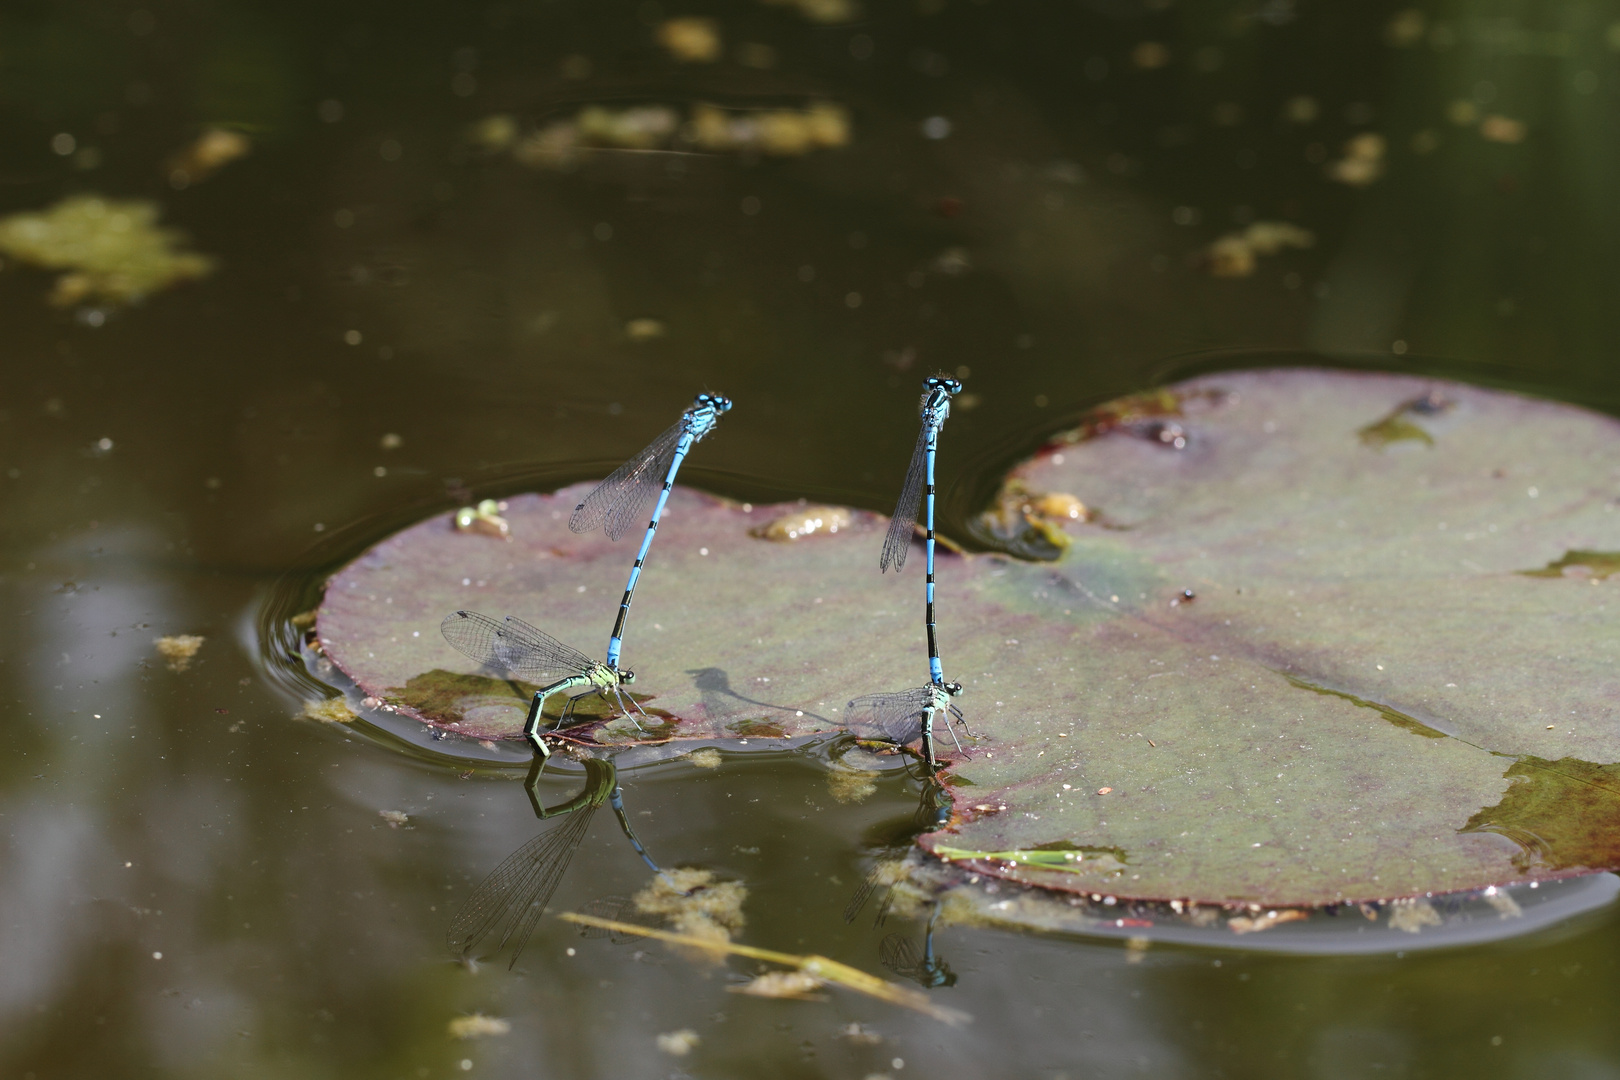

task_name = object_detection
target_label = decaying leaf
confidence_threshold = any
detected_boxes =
[752,505,854,541]
[1203,221,1315,278]
[453,499,508,538]
[658,17,721,62]
[301,697,358,724]
[504,101,849,171]
[1387,898,1442,933]
[1326,133,1386,186]
[154,634,205,672]
[655,1029,700,1056]
[447,1014,511,1039]
[1228,909,1309,934]
[729,970,827,999]
[167,127,251,187]
[758,0,860,24]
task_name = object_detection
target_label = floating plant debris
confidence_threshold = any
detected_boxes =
[0,196,215,308]
[154,634,206,672]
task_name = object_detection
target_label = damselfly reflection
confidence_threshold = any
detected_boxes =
[447,757,669,968]
[844,773,950,927]
[880,906,956,989]
[573,895,662,944]
[844,775,958,988]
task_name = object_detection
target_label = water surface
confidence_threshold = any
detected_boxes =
[4,0,1620,1075]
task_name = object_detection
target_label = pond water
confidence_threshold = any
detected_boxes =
[4,0,1620,1076]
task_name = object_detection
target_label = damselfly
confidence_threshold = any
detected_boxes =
[441,609,645,758]
[570,392,732,670]
[843,683,970,770]
[440,394,730,757]
[846,377,974,768]
[880,375,961,688]
[447,757,666,968]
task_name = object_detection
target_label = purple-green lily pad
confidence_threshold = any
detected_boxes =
[317,368,1620,908]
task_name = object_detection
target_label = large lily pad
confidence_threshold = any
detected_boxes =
[317,369,1620,906]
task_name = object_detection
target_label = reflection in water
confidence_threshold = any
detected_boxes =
[447,757,666,967]
[573,895,662,944]
[880,906,957,989]
[845,771,959,989]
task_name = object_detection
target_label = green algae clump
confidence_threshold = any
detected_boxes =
[0,195,215,308]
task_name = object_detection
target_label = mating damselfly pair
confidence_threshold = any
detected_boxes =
[441,377,976,767]
[440,379,974,969]
[441,393,730,759]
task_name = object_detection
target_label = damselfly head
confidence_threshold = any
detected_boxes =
[925,376,963,395]
[620,669,636,684]
[943,681,963,696]
[695,393,733,413]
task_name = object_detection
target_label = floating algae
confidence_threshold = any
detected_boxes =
[1202,221,1315,278]
[504,101,849,170]
[154,634,206,672]
[0,196,215,308]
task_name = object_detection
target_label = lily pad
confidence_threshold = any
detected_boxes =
[317,368,1620,907]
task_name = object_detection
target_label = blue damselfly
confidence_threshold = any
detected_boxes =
[846,377,973,768]
[571,393,732,669]
[880,376,960,686]
[440,394,730,757]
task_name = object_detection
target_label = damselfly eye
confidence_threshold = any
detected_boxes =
[945,682,963,696]
[621,669,635,683]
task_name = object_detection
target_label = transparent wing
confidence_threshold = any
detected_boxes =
[440,610,595,682]
[879,932,924,980]
[843,686,935,745]
[842,851,903,927]
[447,807,598,967]
[569,420,684,541]
[880,422,930,572]
[575,895,661,943]
[843,860,885,925]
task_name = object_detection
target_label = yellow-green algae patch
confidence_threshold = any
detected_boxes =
[0,195,214,307]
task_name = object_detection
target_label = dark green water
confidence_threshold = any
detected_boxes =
[4,0,1620,1076]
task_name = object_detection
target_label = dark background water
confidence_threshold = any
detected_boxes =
[3,0,1620,1076]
